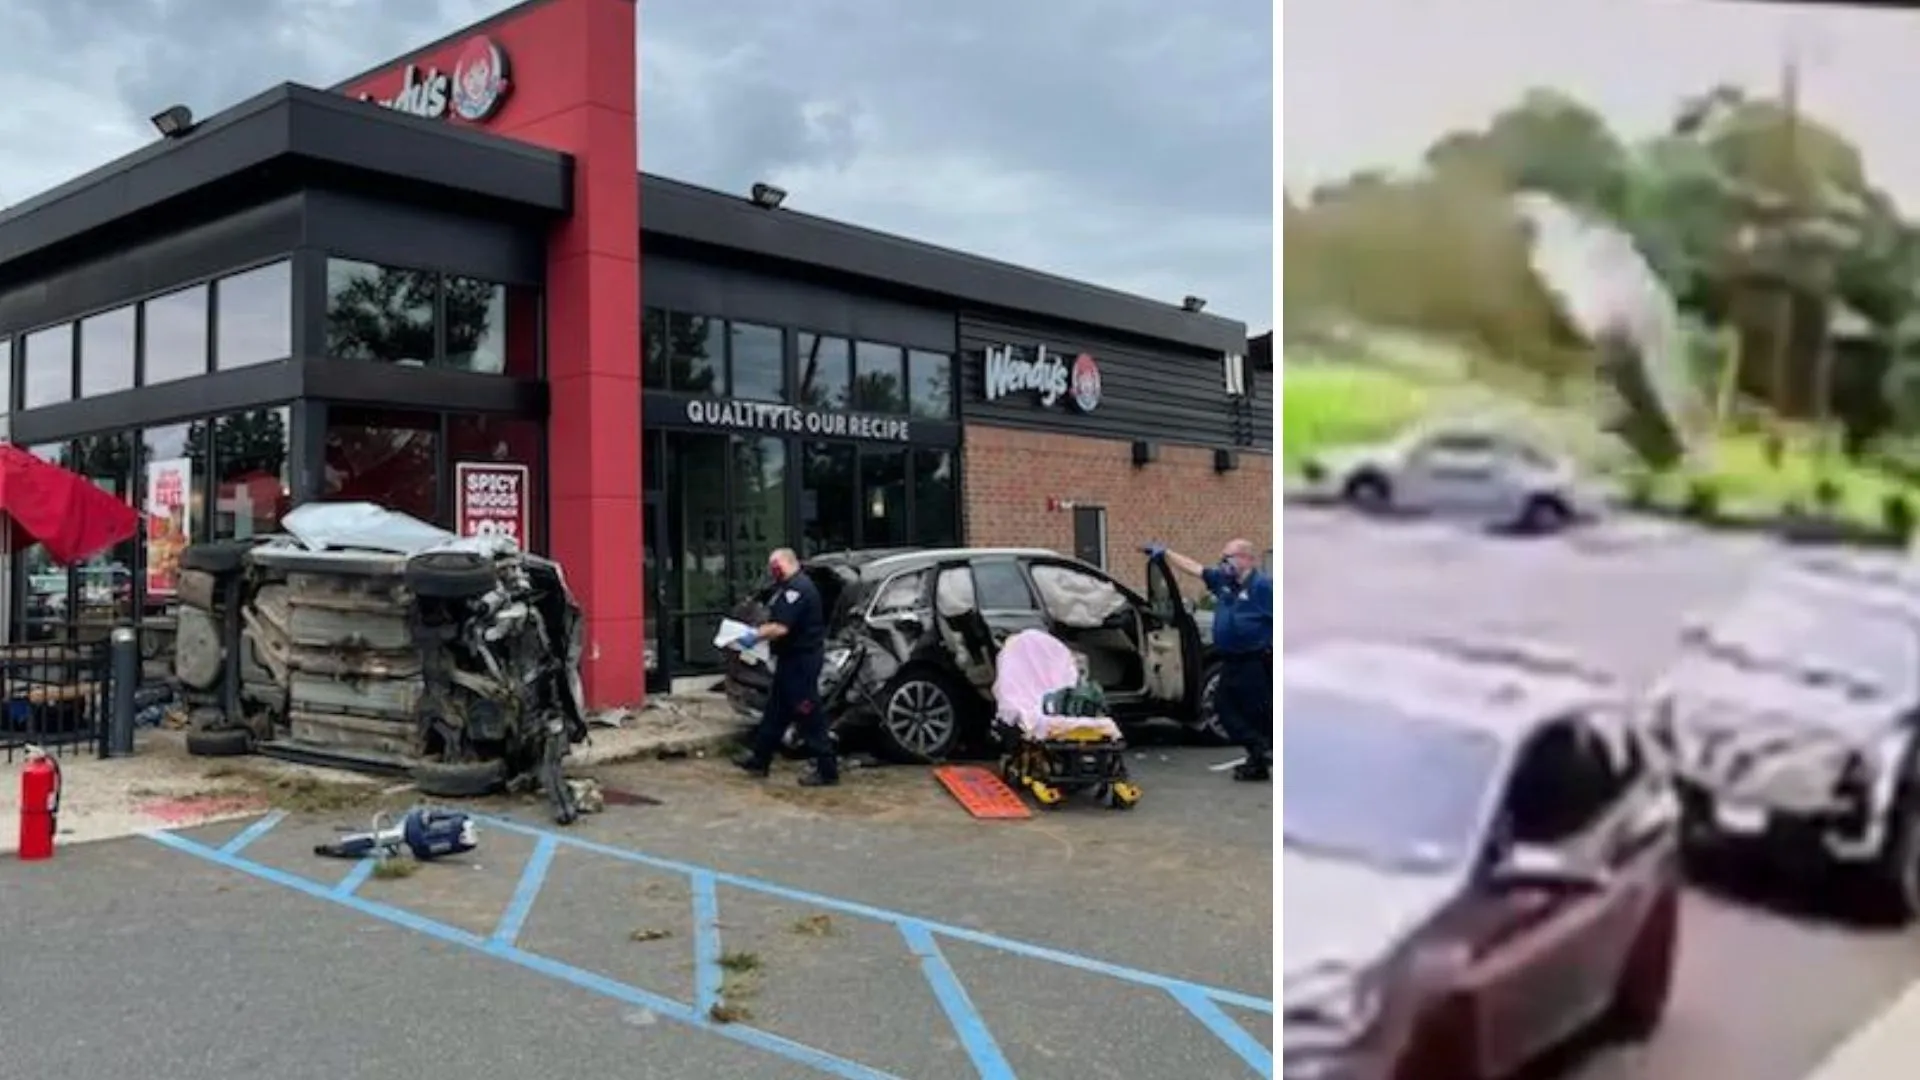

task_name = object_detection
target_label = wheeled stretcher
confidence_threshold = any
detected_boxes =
[991,629,1140,809]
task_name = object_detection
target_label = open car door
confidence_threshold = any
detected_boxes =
[1145,554,1204,719]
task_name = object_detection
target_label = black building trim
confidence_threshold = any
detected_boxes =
[958,312,1274,453]
[643,252,953,353]
[0,85,571,286]
[641,174,1246,356]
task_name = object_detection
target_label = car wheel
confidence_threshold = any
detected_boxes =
[1342,472,1391,512]
[405,553,498,600]
[173,606,226,692]
[1186,663,1230,746]
[1870,794,1920,925]
[1519,495,1572,534]
[1394,995,1482,1080]
[186,728,254,758]
[875,671,965,763]
[412,760,508,798]
[1601,885,1679,1042]
[180,540,252,575]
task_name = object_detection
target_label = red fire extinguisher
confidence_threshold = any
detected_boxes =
[17,745,60,861]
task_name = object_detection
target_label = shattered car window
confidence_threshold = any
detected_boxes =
[870,571,928,617]
[1029,564,1130,629]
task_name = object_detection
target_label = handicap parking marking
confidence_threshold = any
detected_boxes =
[145,811,1274,1079]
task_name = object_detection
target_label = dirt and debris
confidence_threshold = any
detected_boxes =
[628,927,673,943]
[789,914,835,937]
[711,949,765,1024]
[370,858,419,880]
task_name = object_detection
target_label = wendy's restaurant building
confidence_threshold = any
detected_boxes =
[0,0,1272,708]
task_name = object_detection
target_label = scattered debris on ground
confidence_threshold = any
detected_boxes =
[710,951,764,1025]
[629,927,672,943]
[719,949,761,974]
[790,913,835,937]
[371,858,419,880]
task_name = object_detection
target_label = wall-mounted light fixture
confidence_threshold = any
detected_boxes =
[1213,448,1240,473]
[1181,295,1207,313]
[1131,440,1159,467]
[750,182,787,209]
[150,104,196,138]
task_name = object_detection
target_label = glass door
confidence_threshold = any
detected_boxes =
[643,491,667,694]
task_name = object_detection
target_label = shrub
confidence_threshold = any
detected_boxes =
[1812,477,1843,511]
[1624,473,1656,510]
[1682,479,1720,523]
[1884,494,1916,544]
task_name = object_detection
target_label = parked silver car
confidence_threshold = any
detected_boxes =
[1299,421,1603,533]
[1648,553,1920,920]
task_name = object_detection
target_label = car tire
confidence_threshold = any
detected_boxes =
[1342,472,1391,512]
[1518,495,1572,534]
[1601,885,1679,1042]
[173,606,226,692]
[412,760,508,798]
[185,728,254,758]
[874,669,968,763]
[1186,662,1230,746]
[405,553,497,600]
[1869,793,1920,925]
[180,541,252,575]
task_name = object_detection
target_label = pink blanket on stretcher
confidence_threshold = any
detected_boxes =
[992,629,1123,740]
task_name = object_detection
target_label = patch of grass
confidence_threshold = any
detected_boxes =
[370,857,418,880]
[719,949,761,974]
[707,1001,753,1024]
[1283,363,1429,469]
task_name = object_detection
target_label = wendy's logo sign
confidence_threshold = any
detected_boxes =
[358,35,513,124]
[1069,352,1102,413]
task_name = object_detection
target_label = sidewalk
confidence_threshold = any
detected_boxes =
[1804,979,1920,1080]
[0,692,744,857]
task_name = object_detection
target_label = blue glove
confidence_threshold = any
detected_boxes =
[733,630,760,650]
[1141,542,1167,560]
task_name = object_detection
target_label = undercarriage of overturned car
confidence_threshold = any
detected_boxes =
[170,503,592,824]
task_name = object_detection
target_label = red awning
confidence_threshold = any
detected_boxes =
[0,443,141,565]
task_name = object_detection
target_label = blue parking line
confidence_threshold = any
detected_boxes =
[492,834,558,948]
[1170,985,1273,1079]
[218,810,287,856]
[691,871,723,1016]
[900,923,1015,1080]
[143,827,904,1080]
[332,858,378,898]
[475,814,1272,1015]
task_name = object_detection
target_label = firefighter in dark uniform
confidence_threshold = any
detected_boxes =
[729,548,839,787]
[1144,538,1272,781]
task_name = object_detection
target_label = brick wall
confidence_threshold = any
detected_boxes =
[963,425,1274,593]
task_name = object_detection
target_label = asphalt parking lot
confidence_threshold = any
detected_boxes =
[0,748,1271,1080]
[1286,505,1920,1080]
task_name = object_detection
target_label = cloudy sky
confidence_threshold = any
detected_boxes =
[0,0,1274,332]
[1288,0,1920,214]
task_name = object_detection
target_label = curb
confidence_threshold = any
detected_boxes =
[572,725,746,767]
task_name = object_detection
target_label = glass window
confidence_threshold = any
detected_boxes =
[18,442,73,641]
[216,261,292,369]
[448,414,545,552]
[730,436,787,596]
[0,338,12,414]
[1284,684,1503,872]
[326,259,435,366]
[871,571,928,617]
[798,333,851,409]
[908,350,954,419]
[853,341,905,413]
[730,322,785,403]
[22,324,72,409]
[139,422,201,656]
[444,277,508,374]
[212,407,291,540]
[642,307,668,389]
[70,432,137,639]
[79,307,136,398]
[972,559,1037,612]
[669,432,731,669]
[859,448,907,548]
[800,442,857,557]
[911,450,957,547]
[143,285,209,385]
[323,407,439,523]
[667,313,723,395]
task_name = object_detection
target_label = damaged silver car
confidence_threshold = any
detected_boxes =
[1647,554,1920,919]
[171,503,592,823]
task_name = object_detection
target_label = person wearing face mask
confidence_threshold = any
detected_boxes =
[728,547,838,787]
[1141,538,1272,781]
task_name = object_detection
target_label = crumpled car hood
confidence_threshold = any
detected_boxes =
[1663,657,1899,744]
[279,502,517,559]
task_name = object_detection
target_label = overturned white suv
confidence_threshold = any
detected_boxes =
[172,502,592,823]
[1647,554,1920,920]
